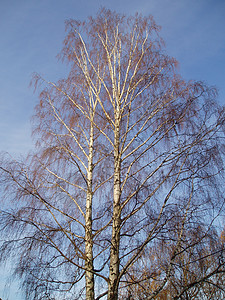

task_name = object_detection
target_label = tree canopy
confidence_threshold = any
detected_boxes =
[1,8,225,300]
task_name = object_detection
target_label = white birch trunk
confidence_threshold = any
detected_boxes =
[85,122,94,300]
[108,115,121,300]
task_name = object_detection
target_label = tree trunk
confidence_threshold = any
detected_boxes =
[85,122,94,300]
[108,116,121,300]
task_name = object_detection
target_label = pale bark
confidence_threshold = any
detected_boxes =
[85,121,94,300]
[108,114,121,300]
[1,9,225,300]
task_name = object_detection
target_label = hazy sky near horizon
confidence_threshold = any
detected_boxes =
[0,0,225,298]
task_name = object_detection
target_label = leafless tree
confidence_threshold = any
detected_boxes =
[1,8,225,300]
[122,222,225,299]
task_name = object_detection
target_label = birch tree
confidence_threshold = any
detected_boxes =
[1,8,225,300]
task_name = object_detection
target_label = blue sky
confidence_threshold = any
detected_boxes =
[0,0,225,298]
[1,0,225,157]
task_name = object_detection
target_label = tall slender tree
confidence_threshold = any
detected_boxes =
[1,8,225,300]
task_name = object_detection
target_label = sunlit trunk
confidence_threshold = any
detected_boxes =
[85,121,94,299]
[108,115,121,300]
